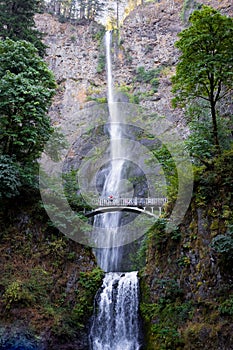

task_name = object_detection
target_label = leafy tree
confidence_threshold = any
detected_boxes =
[0,0,46,56]
[172,6,233,152]
[0,39,56,197]
[0,155,21,198]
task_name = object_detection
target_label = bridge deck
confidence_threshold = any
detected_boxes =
[85,197,167,218]
[91,197,167,207]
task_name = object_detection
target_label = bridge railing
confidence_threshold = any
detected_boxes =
[91,197,167,207]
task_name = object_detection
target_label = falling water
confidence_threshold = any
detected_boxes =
[93,31,125,272]
[89,31,142,350]
[89,272,141,350]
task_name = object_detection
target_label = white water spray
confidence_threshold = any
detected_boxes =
[93,31,125,272]
[89,31,142,350]
[89,271,141,350]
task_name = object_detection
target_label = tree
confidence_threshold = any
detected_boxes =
[0,155,22,198]
[172,6,233,152]
[0,0,46,56]
[45,0,104,22]
[0,39,56,197]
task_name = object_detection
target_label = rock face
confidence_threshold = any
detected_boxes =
[114,0,184,122]
[32,1,233,349]
[35,13,106,126]
[36,0,233,131]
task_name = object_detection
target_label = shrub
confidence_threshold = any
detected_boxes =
[3,281,34,309]
[219,296,233,316]
[134,66,161,92]
[211,224,233,260]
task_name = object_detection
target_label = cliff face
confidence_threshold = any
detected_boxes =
[36,0,233,128]
[35,2,184,126]
[1,0,232,349]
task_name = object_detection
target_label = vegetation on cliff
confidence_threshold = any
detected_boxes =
[140,5,233,350]
[0,197,103,349]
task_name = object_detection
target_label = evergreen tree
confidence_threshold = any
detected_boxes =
[45,0,104,22]
[0,0,46,56]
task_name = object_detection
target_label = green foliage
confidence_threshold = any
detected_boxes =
[92,28,106,44]
[213,149,233,189]
[150,279,184,303]
[140,297,194,349]
[184,104,233,167]
[177,255,191,267]
[0,155,21,198]
[68,267,104,328]
[211,224,233,260]
[0,0,46,56]
[97,53,105,73]
[25,268,53,302]
[63,170,92,212]
[173,6,233,107]
[44,128,68,162]
[181,0,202,23]
[70,35,76,43]
[0,39,56,197]
[172,6,233,150]
[3,281,34,309]
[0,39,56,161]
[219,296,233,316]
[191,148,233,207]
[116,84,140,104]
[2,263,54,310]
[140,302,160,322]
[78,267,104,292]
[135,66,160,92]
[151,325,181,349]
[86,96,107,104]
[148,219,182,250]
[151,144,178,203]
[130,235,149,270]
[46,0,104,22]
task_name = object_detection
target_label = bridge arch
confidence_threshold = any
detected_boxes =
[85,206,161,218]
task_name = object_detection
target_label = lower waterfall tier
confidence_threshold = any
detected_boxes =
[89,271,142,350]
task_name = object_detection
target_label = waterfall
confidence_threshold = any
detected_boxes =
[93,30,124,273]
[89,272,141,350]
[89,31,142,350]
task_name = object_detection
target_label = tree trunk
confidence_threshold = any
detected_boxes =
[209,73,221,153]
[210,99,220,153]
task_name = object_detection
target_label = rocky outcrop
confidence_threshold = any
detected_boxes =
[35,13,106,127]
[114,0,184,121]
